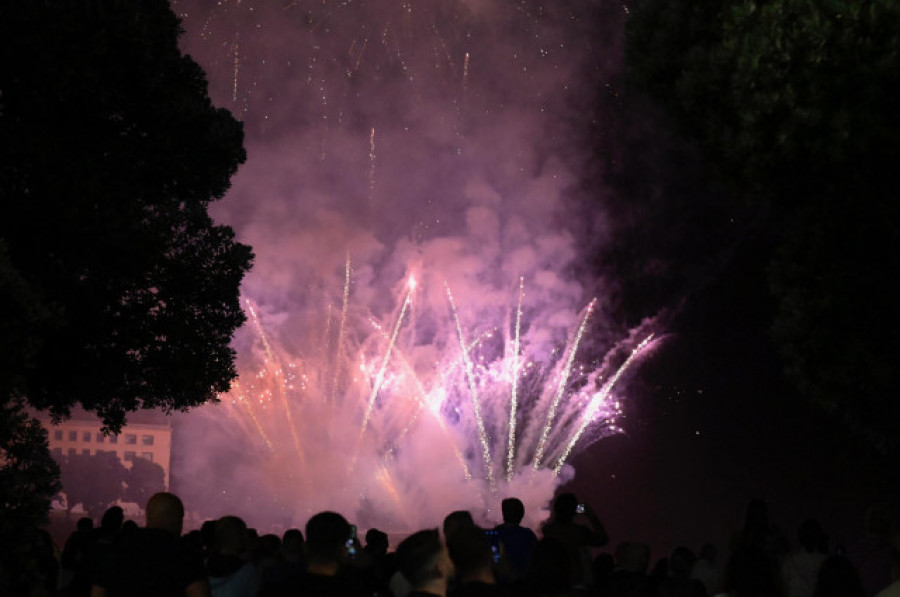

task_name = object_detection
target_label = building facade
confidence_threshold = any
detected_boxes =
[44,412,172,489]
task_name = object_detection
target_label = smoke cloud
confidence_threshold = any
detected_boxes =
[170,0,644,533]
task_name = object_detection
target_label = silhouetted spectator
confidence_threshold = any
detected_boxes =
[200,520,218,560]
[98,507,124,539]
[183,530,203,558]
[60,517,95,597]
[691,544,721,597]
[12,526,60,597]
[734,499,787,561]
[596,542,653,597]
[447,524,506,597]
[260,511,365,597]
[281,528,305,566]
[359,528,396,597]
[848,506,895,597]
[656,546,707,597]
[874,521,900,597]
[716,545,783,597]
[541,493,608,591]
[91,491,210,597]
[650,557,669,587]
[811,555,865,597]
[782,519,827,597]
[255,534,283,587]
[396,529,455,597]
[592,552,615,584]
[259,529,305,593]
[522,537,575,597]
[206,515,257,597]
[444,511,478,543]
[87,507,125,593]
[493,497,538,583]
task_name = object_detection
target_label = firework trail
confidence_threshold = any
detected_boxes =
[446,282,495,490]
[211,267,653,530]
[506,276,524,482]
[532,298,596,470]
[173,0,638,530]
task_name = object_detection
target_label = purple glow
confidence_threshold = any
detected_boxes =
[171,0,651,530]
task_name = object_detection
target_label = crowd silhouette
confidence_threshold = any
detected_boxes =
[2,492,899,597]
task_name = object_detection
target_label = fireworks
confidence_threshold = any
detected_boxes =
[210,266,653,530]
[174,0,641,530]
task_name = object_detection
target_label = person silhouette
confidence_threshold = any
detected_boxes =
[90,492,209,597]
[541,493,609,591]
[493,497,538,583]
[396,529,456,597]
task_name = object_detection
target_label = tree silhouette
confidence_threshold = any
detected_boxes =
[58,452,128,520]
[0,400,60,539]
[625,0,900,454]
[123,456,167,507]
[0,0,253,533]
[0,0,252,430]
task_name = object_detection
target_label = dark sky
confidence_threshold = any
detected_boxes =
[167,0,894,559]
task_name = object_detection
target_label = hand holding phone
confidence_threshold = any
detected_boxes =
[346,524,358,558]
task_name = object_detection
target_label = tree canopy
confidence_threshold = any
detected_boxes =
[0,0,253,430]
[627,0,900,195]
[624,0,900,453]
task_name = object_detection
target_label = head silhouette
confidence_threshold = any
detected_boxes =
[552,493,578,522]
[397,529,452,589]
[305,511,351,565]
[443,510,476,542]
[145,492,185,536]
[502,498,525,525]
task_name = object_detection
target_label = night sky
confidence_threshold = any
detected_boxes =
[166,0,895,559]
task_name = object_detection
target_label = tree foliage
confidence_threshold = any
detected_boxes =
[58,452,127,520]
[0,0,253,430]
[628,0,900,193]
[123,455,167,507]
[626,0,900,453]
[56,451,166,518]
[0,400,60,537]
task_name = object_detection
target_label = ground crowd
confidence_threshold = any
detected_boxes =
[4,492,899,597]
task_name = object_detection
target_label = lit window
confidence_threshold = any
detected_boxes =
[83,432,91,442]
[68,431,77,441]
[54,430,63,441]
[141,452,153,462]
[124,451,135,461]
[142,435,154,446]
[125,434,137,445]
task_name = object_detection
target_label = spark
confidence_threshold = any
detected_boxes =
[216,270,651,528]
[359,281,413,438]
[554,334,654,474]
[369,127,377,195]
[446,283,495,489]
[232,37,240,102]
[364,308,473,482]
[506,276,524,481]
[532,298,597,469]
[330,253,352,403]
[246,300,306,464]
[231,379,273,451]
[463,51,470,94]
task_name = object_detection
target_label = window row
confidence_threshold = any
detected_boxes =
[52,430,155,446]
[51,447,154,462]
